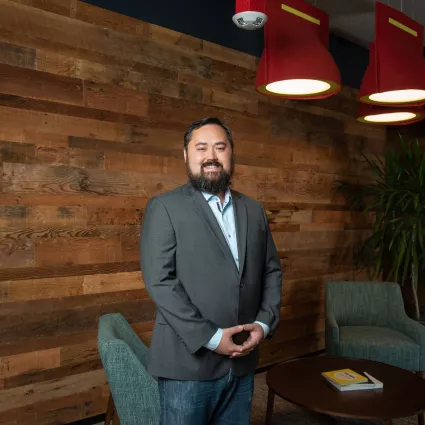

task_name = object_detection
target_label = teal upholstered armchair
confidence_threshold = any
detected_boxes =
[98,313,160,425]
[325,281,425,374]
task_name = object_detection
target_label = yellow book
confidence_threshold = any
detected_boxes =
[322,369,369,386]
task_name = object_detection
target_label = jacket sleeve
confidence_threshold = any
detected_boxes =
[140,197,218,354]
[255,205,283,337]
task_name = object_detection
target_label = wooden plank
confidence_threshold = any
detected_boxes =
[258,332,325,368]
[0,289,149,317]
[0,240,34,269]
[0,93,149,126]
[0,141,35,164]
[0,1,211,78]
[120,236,140,262]
[34,237,123,266]
[0,41,36,68]
[84,80,149,117]
[105,151,185,175]
[0,105,130,143]
[0,261,140,283]
[86,206,142,226]
[0,193,149,208]
[35,146,105,169]
[0,385,107,424]
[22,130,68,148]
[0,359,103,390]
[148,24,203,54]
[0,348,60,378]
[202,41,257,70]
[280,301,324,321]
[203,88,258,114]
[69,135,178,156]
[34,393,108,425]
[210,59,257,93]
[148,93,270,136]
[0,295,155,343]
[7,0,71,16]
[0,271,143,303]
[0,329,99,358]
[0,369,107,413]
[265,207,313,225]
[0,319,149,358]
[0,63,84,105]
[0,206,28,227]
[250,168,340,205]
[35,42,178,83]
[270,105,345,141]
[2,163,183,197]
[76,2,148,37]
[0,275,84,303]
[274,314,325,344]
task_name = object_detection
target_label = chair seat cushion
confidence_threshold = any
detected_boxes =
[337,326,420,371]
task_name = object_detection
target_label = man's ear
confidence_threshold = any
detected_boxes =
[183,149,187,162]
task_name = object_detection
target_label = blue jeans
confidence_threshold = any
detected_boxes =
[158,370,254,425]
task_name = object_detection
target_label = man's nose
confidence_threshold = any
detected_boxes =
[206,147,217,160]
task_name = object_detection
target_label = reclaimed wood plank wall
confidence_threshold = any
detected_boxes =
[0,0,386,423]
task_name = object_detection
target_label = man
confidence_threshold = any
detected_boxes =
[140,117,282,425]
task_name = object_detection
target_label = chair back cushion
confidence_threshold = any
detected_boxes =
[325,281,405,326]
[98,313,160,425]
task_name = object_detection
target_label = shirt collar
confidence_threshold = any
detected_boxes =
[202,187,232,204]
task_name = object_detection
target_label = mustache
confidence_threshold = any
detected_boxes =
[202,160,222,169]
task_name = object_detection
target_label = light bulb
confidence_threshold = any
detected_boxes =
[364,112,417,123]
[266,79,331,95]
[369,89,425,104]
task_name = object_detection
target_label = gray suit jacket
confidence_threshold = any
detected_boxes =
[140,183,282,380]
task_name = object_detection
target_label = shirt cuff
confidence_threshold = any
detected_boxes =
[203,328,223,351]
[254,321,270,338]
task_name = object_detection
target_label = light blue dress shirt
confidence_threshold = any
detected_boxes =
[201,189,270,351]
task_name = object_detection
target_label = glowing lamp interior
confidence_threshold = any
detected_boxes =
[368,89,425,103]
[364,111,417,123]
[265,79,331,95]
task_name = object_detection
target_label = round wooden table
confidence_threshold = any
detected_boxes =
[265,356,425,425]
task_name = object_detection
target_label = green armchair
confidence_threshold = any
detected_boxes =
[325,280,425,373]
[98,313,160,425]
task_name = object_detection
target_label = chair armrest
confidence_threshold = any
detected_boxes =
[325,310,340,344]
[393,318,425,369]
[393,317,425,345]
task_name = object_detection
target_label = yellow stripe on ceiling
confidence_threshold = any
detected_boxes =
[281,3,320,25]
[389,18,418,37]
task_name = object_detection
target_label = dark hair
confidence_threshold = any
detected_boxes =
[183,117,234,150]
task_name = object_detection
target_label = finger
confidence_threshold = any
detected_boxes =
[242,323,255,332]
[241,338,258,352]
[227,325,244,336]
[227,341,245,353]
[230,347,255,358]
[230,351,251,358]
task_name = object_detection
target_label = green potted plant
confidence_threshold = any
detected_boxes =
[335,135,425,321]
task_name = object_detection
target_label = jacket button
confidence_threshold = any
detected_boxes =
[239,283,244,288]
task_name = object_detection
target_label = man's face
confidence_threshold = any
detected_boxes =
[184,124,234,194]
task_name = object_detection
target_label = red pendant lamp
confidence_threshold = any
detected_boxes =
[359,1,425,106]
[357,102,425,125]
[256,0,341,99]
[232,0,267,30]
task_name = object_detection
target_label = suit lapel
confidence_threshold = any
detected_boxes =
[231,190,247,277]
[191,188,239,275]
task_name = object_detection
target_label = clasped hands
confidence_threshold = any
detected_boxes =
[214,323,264,359]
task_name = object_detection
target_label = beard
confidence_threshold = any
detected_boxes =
[186,159,234,195]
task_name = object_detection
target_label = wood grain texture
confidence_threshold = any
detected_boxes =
[0,0,385,423]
